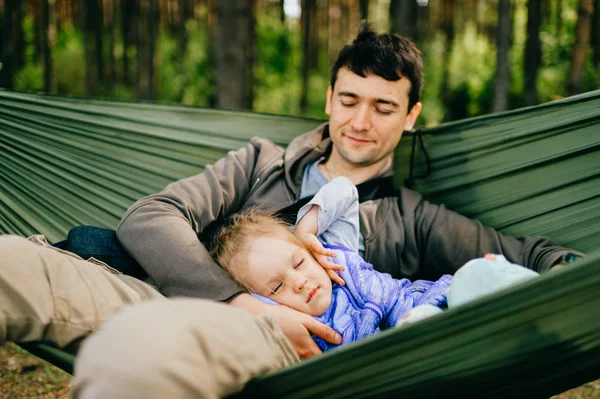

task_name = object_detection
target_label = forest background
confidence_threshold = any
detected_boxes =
[0,0,600,398]
[1,0,599,126]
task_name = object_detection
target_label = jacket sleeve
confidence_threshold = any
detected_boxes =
[347,251,450,330]
[116,140,264,301]
[407,193,584,278]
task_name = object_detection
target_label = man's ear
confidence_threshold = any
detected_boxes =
[404,102,422,131]
[325,86,333,115]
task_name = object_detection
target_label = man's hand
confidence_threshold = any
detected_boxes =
[263,302,342,359]
[230,293,342,359]
[550,253,581,272]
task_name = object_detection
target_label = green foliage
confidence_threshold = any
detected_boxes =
[537,0,580,101]
[511,1,528,100]
[253,14,304,115]
[52,25,85,95]
[157,31,187,103]
[178,9,215,106]
[253,13,330,118]
[21,14,36,65]
[306,73,328,119]
[14,63,43,91]
[14,14,43,91]
[419,32,447,127]
[447,21,496,118]
[7,0,599,124]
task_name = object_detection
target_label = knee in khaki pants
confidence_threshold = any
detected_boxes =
[0,235,160,349]
[73,299,299,399]
[0,235,56,345]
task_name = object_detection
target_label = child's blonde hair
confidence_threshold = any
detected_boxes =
[210,208,305,289]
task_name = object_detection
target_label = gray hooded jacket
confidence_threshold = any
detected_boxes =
[117,123,577,301]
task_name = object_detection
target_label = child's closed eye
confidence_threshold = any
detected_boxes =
[270,283,282,295]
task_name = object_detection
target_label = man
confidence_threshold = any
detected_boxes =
[115,24,579,358]
[0,24,580,398]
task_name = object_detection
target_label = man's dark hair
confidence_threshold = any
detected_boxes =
[330,21,423,112]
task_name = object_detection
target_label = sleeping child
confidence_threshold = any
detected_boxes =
[210,177,540,351]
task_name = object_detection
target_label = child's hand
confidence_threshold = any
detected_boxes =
[297,232,345,286]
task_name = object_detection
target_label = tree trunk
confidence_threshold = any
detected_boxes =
[440,0,455,112]
[215,0,254,109]
[319,0,329,59]
[389,0,418,40]
[556,0,564,36]
[43,0,52,92]
[177,0,192,47]
[83,0,94,96]
[207,0,218,107]
[524,0,542,106]
[96,0,105,86]
[33,0,43,64]
[72,0,83,28]
[592,0,600,69]
[246,0,256,109]
[279,0,286,23]
[309,0,319,69]
[0,0,24,89]
[328,0,340,65]
[300,0,314,114]
[136,0,158,100]
[340,0,350,44]
[541,0,551,24]
[416,1,429,46]
[56,0,64,33]
[492,0,512,113]
[464,0,475,23]
[359,0,369,21]
[107,0,117,88]
[83,0,103,96]
[148,0,157,100]
[121,1,136,85]
[567,0,594,95]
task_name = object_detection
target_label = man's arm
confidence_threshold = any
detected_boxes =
[408,194,584,278]
[117,141,262,300]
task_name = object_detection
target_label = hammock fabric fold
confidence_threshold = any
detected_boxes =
[1,89,599,397]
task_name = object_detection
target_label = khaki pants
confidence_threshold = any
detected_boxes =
[0,235,164,350]
[0,235,299,398]
[72,299,299,399]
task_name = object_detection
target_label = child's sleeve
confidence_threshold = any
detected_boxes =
[343,250,452,330]
[380,275,452,329]
[295,177,360,252]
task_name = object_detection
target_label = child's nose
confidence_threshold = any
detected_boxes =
[293,276,307,293]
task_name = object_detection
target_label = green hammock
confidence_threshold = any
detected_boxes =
[1,89,599,397]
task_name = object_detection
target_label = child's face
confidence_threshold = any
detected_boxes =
[243,235,333,316]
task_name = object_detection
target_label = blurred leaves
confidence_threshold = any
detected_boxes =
[2,0,599,125]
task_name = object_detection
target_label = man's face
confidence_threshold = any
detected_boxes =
[325,68,422,167]
[243,235,333,316]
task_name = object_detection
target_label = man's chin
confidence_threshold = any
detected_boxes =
[341,154,378,166]
[335,146,370,163]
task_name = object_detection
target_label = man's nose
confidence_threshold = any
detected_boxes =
[351,104,371,132]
